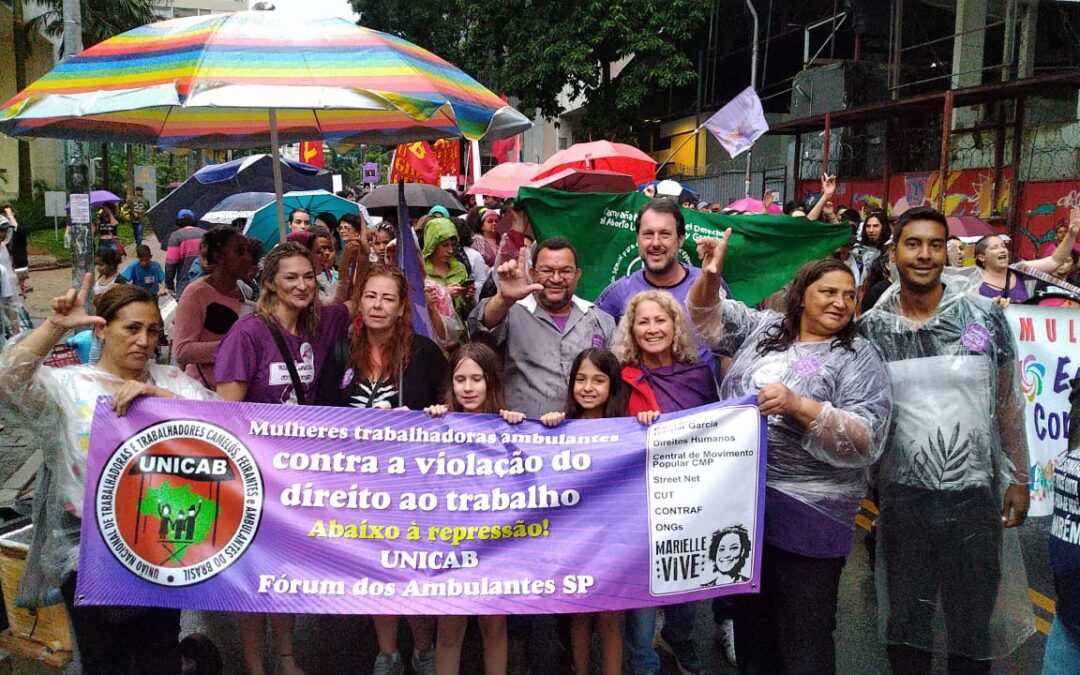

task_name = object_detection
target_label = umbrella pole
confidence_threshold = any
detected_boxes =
[270,109,286,245]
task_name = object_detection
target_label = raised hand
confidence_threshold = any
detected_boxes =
[821,173,837,197]
[496,246,544,302]
[48,273,105,331]
[1069,205,1080,238]
[761,189,774,212]
[696,229,732,278]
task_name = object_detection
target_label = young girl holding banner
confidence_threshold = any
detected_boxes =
[541,348,628,675]
[423,342,525,675]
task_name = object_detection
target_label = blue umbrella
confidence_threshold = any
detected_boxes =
[201,192,275,226]
[244,190,360,248]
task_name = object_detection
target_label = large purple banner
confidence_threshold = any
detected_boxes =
[77,396,766,614]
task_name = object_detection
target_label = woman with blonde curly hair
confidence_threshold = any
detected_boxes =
[612,289,717,423]
[612,289,718,674]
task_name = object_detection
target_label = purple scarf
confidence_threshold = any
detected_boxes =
[637,360,719,412]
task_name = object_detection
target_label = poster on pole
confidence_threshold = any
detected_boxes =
[76,397,766,613]
[69,194,91,224]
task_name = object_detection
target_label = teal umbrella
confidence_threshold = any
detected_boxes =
[244,190,360,248]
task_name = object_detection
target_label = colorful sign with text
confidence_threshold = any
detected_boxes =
[1007,304,1080,516]
[77,397,766,613]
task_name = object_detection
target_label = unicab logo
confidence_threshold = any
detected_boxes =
[95,420,263,587]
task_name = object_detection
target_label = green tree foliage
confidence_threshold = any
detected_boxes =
[26,0,159,56]
[352,0,710,141]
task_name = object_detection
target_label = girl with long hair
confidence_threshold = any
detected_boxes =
[540,347,627,675]
[424,342,524,675]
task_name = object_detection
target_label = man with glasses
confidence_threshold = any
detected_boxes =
[469,237,616,419]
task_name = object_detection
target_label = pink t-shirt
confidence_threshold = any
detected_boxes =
[214,303,350,405]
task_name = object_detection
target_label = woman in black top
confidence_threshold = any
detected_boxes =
[315,264,445,674]
[318,265,447,410]
[95,205,121,257]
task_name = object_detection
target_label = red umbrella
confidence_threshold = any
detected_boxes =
[532,141,657,186]
[530,168,637,194]
[466,162,541,198]
[946,216,995,238]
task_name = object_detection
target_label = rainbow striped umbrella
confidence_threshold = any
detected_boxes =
[0,10,530,148]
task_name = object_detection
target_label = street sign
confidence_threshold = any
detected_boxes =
[44,191,67,218]
[362,162,379,184]
[69,193,91,224]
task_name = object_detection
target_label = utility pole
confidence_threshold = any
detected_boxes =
[12,0,33,201]
[61,0,92,307]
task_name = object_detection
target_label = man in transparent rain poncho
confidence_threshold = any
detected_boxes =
[859,206,1034,673]
[687,228,892,673]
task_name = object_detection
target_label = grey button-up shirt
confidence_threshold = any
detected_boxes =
[469,294,616,419]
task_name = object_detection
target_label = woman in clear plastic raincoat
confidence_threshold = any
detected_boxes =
[687,230,892,674]
[858,207,1034,673]
[0,277,216,674]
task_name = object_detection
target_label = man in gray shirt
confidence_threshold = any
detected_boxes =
[469,237,616,419]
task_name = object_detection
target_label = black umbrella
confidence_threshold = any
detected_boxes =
[148,154,331,243]
[361,183,465,217]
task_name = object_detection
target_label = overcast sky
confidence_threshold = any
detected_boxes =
[248,0,360,22]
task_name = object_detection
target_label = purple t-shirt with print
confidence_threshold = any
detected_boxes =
[214,304,351,404]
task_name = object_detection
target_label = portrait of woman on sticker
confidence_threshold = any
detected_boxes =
[702,525,752,586]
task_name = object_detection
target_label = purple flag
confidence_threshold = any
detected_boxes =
[703,87,769,159]
[395,180,433,339]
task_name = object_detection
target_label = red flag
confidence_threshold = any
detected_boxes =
[390,142,442,184]
[299,141,325,168]
[431,138,461,178]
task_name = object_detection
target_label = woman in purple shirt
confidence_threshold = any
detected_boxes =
[216,242,353,675]
[688,233,892,675]
[975,209,1079,306]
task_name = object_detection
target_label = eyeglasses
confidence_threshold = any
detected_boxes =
[534,266,577,279]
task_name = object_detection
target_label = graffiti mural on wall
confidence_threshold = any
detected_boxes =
[1018,182,1080,261]
[800,168,1012,219]
[800,172,1080,261]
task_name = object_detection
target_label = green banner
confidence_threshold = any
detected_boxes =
[517,189,852,307]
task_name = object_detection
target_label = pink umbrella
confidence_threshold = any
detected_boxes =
[466,162,541,198]
[532,141,657,186]
[726,197,783,215]
[946,216,995,238]
[530,168,637,194]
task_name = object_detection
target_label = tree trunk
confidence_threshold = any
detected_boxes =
[100,141,110,191]
[125,143,135,197]
[12,0,33,201]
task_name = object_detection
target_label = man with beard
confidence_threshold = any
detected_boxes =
[859,206,1034,673]
[469,238,616,418]
[597,198,730,372]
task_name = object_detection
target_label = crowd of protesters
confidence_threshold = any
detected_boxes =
[2,174,1080,675]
